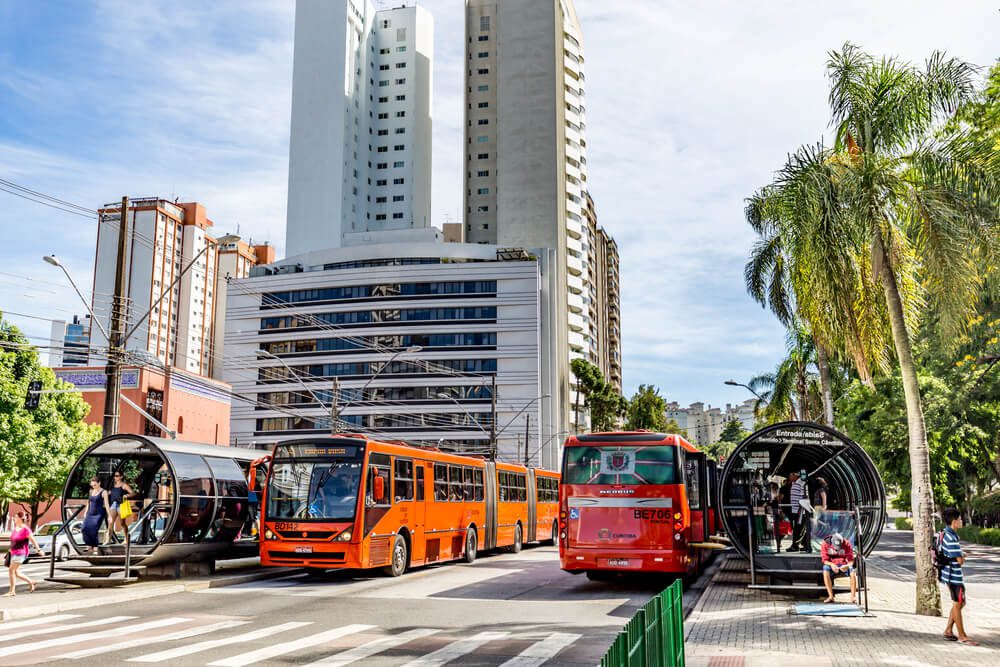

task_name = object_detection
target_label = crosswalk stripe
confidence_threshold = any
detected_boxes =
[0,615,81,634]
[302,628,442,667]
[499,632,582,666]
[401,631,511,667]
[0,615,135,643]
[0,617,189,658]
[128,621,312,663]
[55,620,252,659]
[207,624,375,667]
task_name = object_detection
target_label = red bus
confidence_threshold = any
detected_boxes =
[558,431,715,580]
[251,434,559,575]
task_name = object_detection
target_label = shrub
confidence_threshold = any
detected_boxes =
[958,525,1000,547]
[894,517,913,530]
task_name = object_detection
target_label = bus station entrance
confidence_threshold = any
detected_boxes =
[717,422,886,603]
[46,434,266,587]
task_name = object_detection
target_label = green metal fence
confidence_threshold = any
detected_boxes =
[600,579,684,667]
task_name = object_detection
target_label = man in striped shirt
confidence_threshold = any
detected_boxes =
[939,507,977,645]
[787,470,812,552]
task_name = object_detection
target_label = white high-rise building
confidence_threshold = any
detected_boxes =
[285,0,434,256]
[464,0,617,430]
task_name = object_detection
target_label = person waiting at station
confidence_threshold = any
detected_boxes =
[821,532,857,604]
[787,470,813,552]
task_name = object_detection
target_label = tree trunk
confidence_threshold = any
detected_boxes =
[796,366,807,421]
[816,345,835,425]
[874,234,940,616]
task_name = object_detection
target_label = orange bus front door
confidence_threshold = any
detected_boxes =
[410,464,427,563]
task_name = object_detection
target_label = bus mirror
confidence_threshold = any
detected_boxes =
[373,475,385,502]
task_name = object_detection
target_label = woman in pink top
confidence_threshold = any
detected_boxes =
[5,511,42,596]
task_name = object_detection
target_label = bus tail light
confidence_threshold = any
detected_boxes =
[334,529,353,542]
[673,521,684,532]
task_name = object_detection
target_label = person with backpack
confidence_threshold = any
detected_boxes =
[938,507,978,646]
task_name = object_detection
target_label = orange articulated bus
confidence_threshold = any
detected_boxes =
[250,434,560,575]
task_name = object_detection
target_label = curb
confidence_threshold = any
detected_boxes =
[0,567,300,622]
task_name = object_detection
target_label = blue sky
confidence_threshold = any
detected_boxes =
[1,1,996,408]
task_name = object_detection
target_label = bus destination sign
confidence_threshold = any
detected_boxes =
[276,444,362,459]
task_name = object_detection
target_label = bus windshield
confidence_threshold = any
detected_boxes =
[267,443,364,521]
[563,445,677,485]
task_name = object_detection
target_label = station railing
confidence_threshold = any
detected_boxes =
[600,578,684,667]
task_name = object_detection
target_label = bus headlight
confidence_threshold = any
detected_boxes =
[264,528,275,540]
[334,529,352,542]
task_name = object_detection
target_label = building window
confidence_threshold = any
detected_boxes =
[377,162,388,169]
[376,179,387,186]
[395,78,406,85]
[378,96,388,102]
[477,205,489,212]
[477,68,489,75]
[396,94,406,101]
[477,119,489,125]
[382,19,391,29]
[376,196,387,203]
[378,112,388,119]
[396,28,406,41]
[393,212,404,219]
[393,177,405,184]
[396,46,406,52]
[478,51,488,58]
[477,152,489,159]
[378,129,388,136]
[478,35,488,42]
[477,102,489,108]
[393,195,404,202]
[477,170,489,177]
[377,146,388,152]
[480,16,490,31]
[394,144,405,151]
[379,48,389,54]
[395,128,405,134]
[379,80,389,87]
[481,223,490,230]
[477,187,490,195]
[395,110,406,117]
[396,62,406,69]
[476,136,488,143]
[379,64,389,71]
[477,85,489,92]
[393,161,404,168]
[376,214,387,221]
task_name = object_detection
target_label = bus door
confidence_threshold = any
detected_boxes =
[484,461,498,550]
[398,458,425,563]
[685,451,709,543]
[526,469,538,543]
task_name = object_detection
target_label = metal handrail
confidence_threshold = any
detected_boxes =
[49,505,86,579]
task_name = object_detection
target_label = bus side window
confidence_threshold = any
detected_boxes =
[463,467,474,501]
[518,474,526,502]
[498,472,508,502]
[474,469,484,501]
[434,464,448,501]
[448,465,462,501]
[415,465,425,501]
[395,459,414,502]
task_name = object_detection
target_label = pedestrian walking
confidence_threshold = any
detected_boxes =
[4,511,42,596]
[107,471,135,541]
[938,507,978,646]
[81,476,111,552]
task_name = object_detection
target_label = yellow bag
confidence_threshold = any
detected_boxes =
[119,499,133,520]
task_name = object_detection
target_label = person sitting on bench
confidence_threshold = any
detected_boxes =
[821,532,857,604]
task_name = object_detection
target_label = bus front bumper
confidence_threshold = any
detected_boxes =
[560,546,690,574]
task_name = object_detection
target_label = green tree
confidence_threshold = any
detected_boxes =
[747,43,1000,615]
[570,358,625,432]
[0,314,101,528]
[749,325,824,424]
[625,385,668,431]
[704,419,750,461]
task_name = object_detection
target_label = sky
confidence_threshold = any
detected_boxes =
[0,1,996,408]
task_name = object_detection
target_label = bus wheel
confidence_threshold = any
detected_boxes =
[548,520,558,545]
[384,535,408,577]
[510,524,523,554]
[463,527,478,564]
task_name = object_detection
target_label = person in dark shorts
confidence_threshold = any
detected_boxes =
[939,507,977,646]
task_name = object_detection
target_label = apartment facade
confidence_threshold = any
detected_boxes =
[48,315,91,367]
[224,243,566,470]
[285,0,434,256]
[666,400,758,446]
[463,0,619,428]
[92,198,269,379]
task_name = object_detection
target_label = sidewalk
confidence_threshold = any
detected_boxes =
[0,558,299,621]
[685,527,1000,666]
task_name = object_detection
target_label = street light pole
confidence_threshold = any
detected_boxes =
[724,379,764,401]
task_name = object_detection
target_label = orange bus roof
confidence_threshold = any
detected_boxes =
[564,431,700,454]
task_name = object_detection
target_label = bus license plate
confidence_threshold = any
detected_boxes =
[295,546,313,554]
[608,558,630,567]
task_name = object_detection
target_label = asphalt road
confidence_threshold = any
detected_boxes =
[0,545,712,666]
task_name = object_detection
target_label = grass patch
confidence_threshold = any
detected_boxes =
[894,516,913,530]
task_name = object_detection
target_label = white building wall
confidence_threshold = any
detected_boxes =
[285,0,432,256]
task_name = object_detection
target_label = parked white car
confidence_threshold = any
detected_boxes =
[32,520,83,561]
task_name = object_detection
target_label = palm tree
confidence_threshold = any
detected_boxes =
[749,325,823,424]
[747,43,1000,616]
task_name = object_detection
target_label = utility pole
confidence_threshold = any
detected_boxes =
[103,196,129,437]
[524,414,530,466]
[489,375,497,459]
[330,377,340,434]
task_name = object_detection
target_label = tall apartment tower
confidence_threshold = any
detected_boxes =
[464,0,619,428]
[285,0,433,256]
[92,198,269,379]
